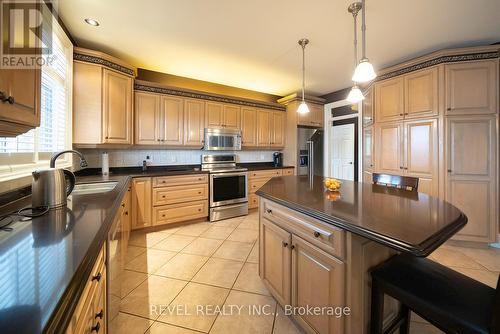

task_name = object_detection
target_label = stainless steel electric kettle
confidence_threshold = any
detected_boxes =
[31,150,88,208]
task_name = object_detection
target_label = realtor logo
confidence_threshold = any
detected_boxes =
[1,0,54,69]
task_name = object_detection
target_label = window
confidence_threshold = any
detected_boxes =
[0,15,73,181]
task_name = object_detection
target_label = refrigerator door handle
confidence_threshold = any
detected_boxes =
[307,140,314,177]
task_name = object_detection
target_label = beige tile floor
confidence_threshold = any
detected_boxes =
[112,211,500,334]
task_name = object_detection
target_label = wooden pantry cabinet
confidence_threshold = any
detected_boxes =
[73,48,135,146]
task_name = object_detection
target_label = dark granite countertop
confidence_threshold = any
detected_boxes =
[237,163,294,170]
[256,175,467,256]
[0,175,130,334]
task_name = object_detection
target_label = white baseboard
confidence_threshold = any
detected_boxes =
[490,234,500,248]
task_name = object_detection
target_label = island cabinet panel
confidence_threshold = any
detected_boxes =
[375,76,404,123]
[404,67,439,119]
[183,98,205,147]
[445,60,497,115]
[160,96,184,145]
[131,177,152,230]
[291,235,345,334]
[102,68,133,144]
[362,86,374,126]
[445,116,497,242]
[259,217,292,306]
[241,106,257,147]
[135,91,160,144]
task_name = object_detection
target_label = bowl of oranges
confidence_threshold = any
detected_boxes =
[323,177,342,192]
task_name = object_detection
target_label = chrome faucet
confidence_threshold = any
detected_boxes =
[50,150,88,169]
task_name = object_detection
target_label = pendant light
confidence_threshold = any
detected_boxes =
[297,38,310,114]
[346,2,364,103]
[352,0,376,83]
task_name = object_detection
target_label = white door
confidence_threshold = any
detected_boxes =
[331,123,355,180]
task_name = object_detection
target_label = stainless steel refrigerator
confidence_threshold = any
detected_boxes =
[297,127,324,176]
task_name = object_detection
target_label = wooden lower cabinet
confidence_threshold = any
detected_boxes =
[248,169,291,209]
[154,200,208,225]
[291,235,345,334]
[260,218,292,306]
[67,246,106,334]
[131,178,152,230]
[152,174,209,226]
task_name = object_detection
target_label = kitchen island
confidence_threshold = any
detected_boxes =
[256,175,467,334]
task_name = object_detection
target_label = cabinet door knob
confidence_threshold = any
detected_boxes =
[447,169,452,173]
[283,242,288,248]
[162,214,165,217]
[121,203,125,207]
[95,310,104,319]
[91,322,100,333]
[162,195,165,198]
[266,209,272,214]
[290,245,295,250]
[399,166,403,169]
[198,208,202,212]
[447,108,452,111]
[198,191,202,194]
[4,96,14,104]
[125,211,128,215]
[91,272,101,282]
[313,231,321,238]
[399,113,404,116]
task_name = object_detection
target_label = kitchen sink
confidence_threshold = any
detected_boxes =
[72,181,118,195]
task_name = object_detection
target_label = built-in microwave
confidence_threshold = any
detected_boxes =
[204,128,242,151]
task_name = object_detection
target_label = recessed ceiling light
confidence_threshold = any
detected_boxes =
[84,18,100,26]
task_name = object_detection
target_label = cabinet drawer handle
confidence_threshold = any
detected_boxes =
[157,139,161,142]
[162,195,166,198]
[399,166,403,169]
[95,310,103,320]
[313,231,321,238]
[162,214,165,217]
[125,211,128,215]
[198,191,202,194]
[162,181,166,183]
[91,322,100,333]
[290,245,295,250]
[1,95,14,104]
[91,273,101,282]
[266,209,272,214]
[198,208,202,212]
[121,203,125,207]
[447,169,452,173]
[447,108,452,111]
[399,113,404,116]
[283,242,288,248]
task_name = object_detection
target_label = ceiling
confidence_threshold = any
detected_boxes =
[57,0,500,97]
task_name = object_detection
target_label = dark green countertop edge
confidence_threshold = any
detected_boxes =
[255,190,468,257]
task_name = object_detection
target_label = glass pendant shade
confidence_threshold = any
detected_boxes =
[297,101,310,114]
[346,85,364,103]
[352,58,377,83]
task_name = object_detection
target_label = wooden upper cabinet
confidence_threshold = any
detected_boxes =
[271,111,285,148]
[135,92,160,145]
[445,116,496,242]
[256,109,271,147]
[205,102,241,129]
[362,87,374,126]
[160,96,183,145]
[183,99,205,147]
[375,77,404,123]
[241,107,257,147]
[223,104,241,129]
[103,69,133,144]
[291,235,345,334]
[363,126,374,171]
[445,61,497,115]
[404,67,438,119]
[376,122,403,174]
[205,102,224,128]
[297,102,324,128]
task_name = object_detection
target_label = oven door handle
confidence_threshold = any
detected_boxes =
[211,172,248,178]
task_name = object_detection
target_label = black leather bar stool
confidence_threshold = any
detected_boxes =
[370,253,500,334]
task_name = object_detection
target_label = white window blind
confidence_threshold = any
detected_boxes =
[0,16,73,180]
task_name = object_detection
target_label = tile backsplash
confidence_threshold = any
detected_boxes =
[79,149,278,168]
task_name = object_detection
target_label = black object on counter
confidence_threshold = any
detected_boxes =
[370,253,499,334]
[273,152,283,167]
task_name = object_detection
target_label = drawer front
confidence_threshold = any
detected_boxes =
[248,178,270,194]
[153,174,208,187]
[261,199,345,259]
[249,169,282,179]
[282,168,294,176]
[153,184,208,206]
[249,193,259,209]
[154,200,208,225]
